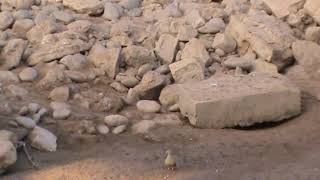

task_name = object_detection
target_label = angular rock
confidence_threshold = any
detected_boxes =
[169,58,205,83]
[185,9,205,28]
[179,73,301,128]
[12,19,35,38]
[227,9,295,68]
[103,2,123,21]
[15,116,36,129]
[27,31,93,66]
[119,0,141,10]
[262,0,305,18]
[292,40,320,80]
[0,11,14,31]
[223,56,253,71]
[1,39,27,70]
[159,84,179,107]
[304,0,320,24]
[181,38,210,66]
[63,0,103,15]
[53,11,75,24]
[155,34,178,64]
[123,45,156,68]
[136,100,161,113]
[177,25,198,42]
[0,71,19,84]
[133,71,167,100]
[212,33,237,53]
[28,126,57,152]
[3,0,34,10]
[88,42,121,78]
[198,18,225,34]
[305,26,320,43]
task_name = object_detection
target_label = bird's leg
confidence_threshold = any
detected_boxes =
[17,141,39,170]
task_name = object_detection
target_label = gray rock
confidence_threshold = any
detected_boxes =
[136,100,161,113]
[28,103,40,114]
[104,115,129,127]
[28,126,57,152]
[15,116,36,129]
[177,25,198,42]
[53,11,75,24]
[119,0,141,10]
[223,56,253,70]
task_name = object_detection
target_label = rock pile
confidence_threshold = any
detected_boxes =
[0,0,319,173]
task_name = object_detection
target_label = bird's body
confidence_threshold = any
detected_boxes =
[165,150,177,170]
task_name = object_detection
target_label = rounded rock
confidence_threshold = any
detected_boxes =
[136,100,161,113]
[112,125,127,134]
[19,67,38,82]
[96,124,110,135]
[15,116,36,129]
[0,140,17,174]
[104,115,129,127]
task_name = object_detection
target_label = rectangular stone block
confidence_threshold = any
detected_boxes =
[179,73,301,128]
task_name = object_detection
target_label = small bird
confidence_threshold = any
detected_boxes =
[164,150,177,170]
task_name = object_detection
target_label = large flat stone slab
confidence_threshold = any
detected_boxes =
[178,73,301,128]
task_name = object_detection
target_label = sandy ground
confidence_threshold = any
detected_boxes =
[2,73,320,180]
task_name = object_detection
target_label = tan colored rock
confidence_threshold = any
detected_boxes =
[227,9,295,69]
[181,38,210,66]
[304,0,320,24]
[88,42,121,79]
[28,126,57,152]
[0,140,17,174]
[63,0,104,15]
[292,40,320,80]
[1,39,27,70]
[262,0,305,18]
[169,58,205,83]
[179,73,301,128]
[134,71,167,100]
[27,31,93,66]
[123,45,156,68]
[49,86,69,102]
[155,34,178,64]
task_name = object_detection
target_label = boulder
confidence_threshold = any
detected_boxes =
[88,42,121,79]
[122,45,156,68]
[227,9,296,69]
[133,71,167,100]
[155,34,178,64]
[181,38,210,66]
[169,58,205,83]
[28,126,57,152]
[27,31,93,66]
[179,73,301,128]
[1,39,27,70]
